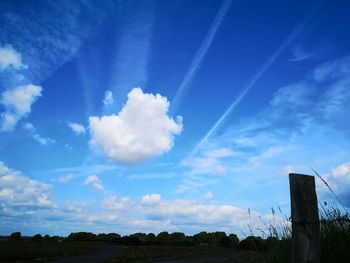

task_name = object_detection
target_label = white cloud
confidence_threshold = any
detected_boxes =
[0,161,53,208]
[0,45,27,71]
[327,161,350,193]
[248,146,285,164]
[233,136,256,147]
[102,194,132,210]
[205,148,233,158]
[68,122,86,135]
[57,174,75,183]
[182,157,228,176]
[1,84,42,131]
[136,195,264,229]
[83,175,104,191]
[23,122,55,146]
[288,45,314,62]
[89,88,183,164]
[140,193,161,205]
[103,90,114,106]
[203,191,213,201]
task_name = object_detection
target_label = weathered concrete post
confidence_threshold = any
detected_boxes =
[289,173,320,263]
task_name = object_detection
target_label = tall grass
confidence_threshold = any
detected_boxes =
[253,170,350,263]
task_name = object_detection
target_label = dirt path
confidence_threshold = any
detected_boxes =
[40,244,123,263]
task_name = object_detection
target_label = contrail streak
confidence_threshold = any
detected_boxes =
[170,0,232,113]
[188,1,325,158]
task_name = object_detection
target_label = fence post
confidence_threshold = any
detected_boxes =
[289,173,320,263]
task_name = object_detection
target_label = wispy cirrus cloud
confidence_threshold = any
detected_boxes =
[179,56,350,206]
[188,0,325,157]
[171,0,232,113]
[105,2,154,113]
[0,1,114,84]
[23,122,55,146]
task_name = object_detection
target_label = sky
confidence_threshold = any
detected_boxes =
[1,0,350,237]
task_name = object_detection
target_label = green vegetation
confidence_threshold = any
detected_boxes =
[0,237,100,262]
[103,245,260,263]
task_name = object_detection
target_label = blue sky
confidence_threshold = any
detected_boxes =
[1,0,350,237]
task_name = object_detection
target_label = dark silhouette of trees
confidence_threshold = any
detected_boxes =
[170,232,186,245]
[144,233,156,244]
[9,232,22,241]
[68,232,97,242]
[32,234,43,242]
[156,231,170,244]
[239,236,265,251]
[97,233,121,242]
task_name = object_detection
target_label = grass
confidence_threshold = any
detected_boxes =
[103,245,261,263]
[0,240,101,262]
[252,169,350,263]
[319,203,350,263]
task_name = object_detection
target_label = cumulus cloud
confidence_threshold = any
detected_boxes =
[0,162,53,209]
[140,193,161,205]
[96,193,277,234]
[103,90,114,106]
[102,194,132,210]
[327,161,350,193]
[136,194,263,228]
[68,122,86,135]
[83,175,104,191]
[0,45,26,71]
[89,88,183,164]
[1,84,42,131]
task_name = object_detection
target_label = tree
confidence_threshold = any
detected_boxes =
[144,233,156,244]
[32,234,43,242]
[239,236,265,251]
[68,232,97,241]
[97,233,120,242]
[193,232,210,245]
[9,232,22,241]
[228,233,239,248]
[156,231,170,244]
[170,232,186,245]
[130,232,147,242]
[211,231,227,245]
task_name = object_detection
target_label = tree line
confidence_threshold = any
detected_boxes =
[5,231,281,251]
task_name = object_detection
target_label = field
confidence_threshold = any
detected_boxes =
[0,240,101,262]
[104,245,261,263]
